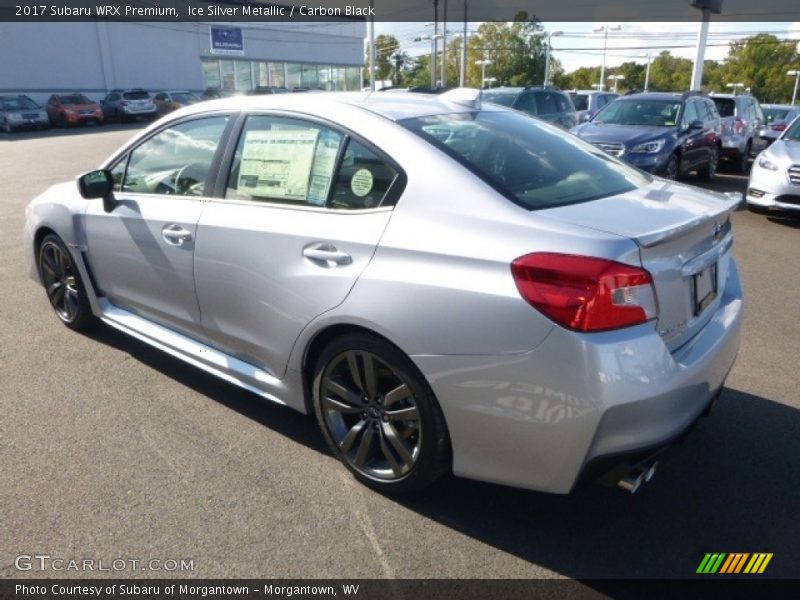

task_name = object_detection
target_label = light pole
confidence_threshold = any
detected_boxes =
[608,74,625,93]
[460,0,469,87]
[788,70,800,105]
[475,59,491,88]
[644,52,652,91]
[726,82,744,95]
[532,30,563,87]
[593,24,621,91]
[690,0,723,91]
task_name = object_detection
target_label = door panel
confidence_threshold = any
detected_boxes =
[84,115,230,338]
[193,113,400,376]
[85,197,206,337]
[193,205,392,375]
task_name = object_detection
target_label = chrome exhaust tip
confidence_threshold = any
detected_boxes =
[617,473,644,494]
[617,461,658,494]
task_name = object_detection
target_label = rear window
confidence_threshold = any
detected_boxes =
[763,107,790,123]
[123,91,150,100]
[712,98,736,118]
[171,92,197,103]
[400,110,650,211]
[482,92,518,108]
[570,94,589,111]
[1,97,39,110]
[59,95,92,104]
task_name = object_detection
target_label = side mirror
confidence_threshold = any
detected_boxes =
[77,169,117,213]
[689,119,704,130]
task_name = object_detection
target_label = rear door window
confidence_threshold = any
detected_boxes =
[712,98,735,118]
[515,93,537,115]
[535,92,558,115]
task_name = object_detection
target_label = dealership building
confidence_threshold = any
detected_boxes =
[0,20,366,104]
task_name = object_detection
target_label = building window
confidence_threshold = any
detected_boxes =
[202,60,220,91]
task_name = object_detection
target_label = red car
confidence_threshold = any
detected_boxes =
[46,94,104,126]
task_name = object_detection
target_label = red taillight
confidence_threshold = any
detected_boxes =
[771,122,787,132]
[733,117,746,134]
[511,253,657,332]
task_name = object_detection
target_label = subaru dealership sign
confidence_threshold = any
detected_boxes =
[210,26,244,56]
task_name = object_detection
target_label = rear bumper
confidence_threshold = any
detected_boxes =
[412,259,743,494]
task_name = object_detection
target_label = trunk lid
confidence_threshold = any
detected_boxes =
[540,179,740,351]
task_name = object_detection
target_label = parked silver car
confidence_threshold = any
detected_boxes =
[100,89,157,122]
[24,90,743,495]
[746,114,800,213]
[0,95,50,132]
[758,104,800,147]
[710,93,766,172]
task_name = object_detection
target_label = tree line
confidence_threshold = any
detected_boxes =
[370,18,800,104]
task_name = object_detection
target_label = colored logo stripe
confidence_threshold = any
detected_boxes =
[697,552,773,574]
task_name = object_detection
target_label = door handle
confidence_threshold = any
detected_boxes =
[303,243,352,267]
[161,224,193,246]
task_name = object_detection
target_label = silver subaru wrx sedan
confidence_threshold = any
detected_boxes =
[24,89,743,495]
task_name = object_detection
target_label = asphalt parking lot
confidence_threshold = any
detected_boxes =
[1,125,798,581]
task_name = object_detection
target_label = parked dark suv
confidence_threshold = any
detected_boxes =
[483,86,578,130]
[571,92,722,180]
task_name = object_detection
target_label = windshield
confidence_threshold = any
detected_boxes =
[171,92,197,103]
[59,94,92,105]
[783,117,800,141]
[1,97,39,111]
[763,107,789,123]
[400,110,650,211]
[712,97,736,118]
[593,99,682,127]
[123,91,150,100]
[570,94,589,111]
[482,92,518,108]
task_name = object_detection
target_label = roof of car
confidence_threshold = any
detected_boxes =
[617,92,688,101]
[187,90,505,121]
[761,103,795,109]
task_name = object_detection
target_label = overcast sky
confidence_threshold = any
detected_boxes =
[376,21,800,73]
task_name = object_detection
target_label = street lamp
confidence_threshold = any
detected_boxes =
[484,77,497,88]
[608,74,625,93]
[726,82,745,95]
[788,70,800,106]
[593,24,621,91]
[475,59,491,88]
[532,30,563,87]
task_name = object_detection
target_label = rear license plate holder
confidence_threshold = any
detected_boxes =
[693,263,718,316]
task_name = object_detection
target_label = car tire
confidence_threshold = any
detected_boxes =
[37,234,96,331]
[665,154,680,180]
[697,145,719,181]
[737,142,751,173]
[312,333,451,494]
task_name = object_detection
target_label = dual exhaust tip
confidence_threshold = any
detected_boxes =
[617,461,658,494]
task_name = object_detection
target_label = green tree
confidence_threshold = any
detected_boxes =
[465,13,546,88]
[649,51,693,91]
[718,33,800,102]
[365,34,401,84]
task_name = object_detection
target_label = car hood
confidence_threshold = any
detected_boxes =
[765,139,800,164]
[540,178,739,247]
[572,123,674,147]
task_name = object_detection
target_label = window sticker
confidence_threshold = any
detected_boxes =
[238,129,319,200]
[350,168,374,197]
[307,130,341,205]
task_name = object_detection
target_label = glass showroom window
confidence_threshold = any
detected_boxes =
[346,67,361,91]
[301,64,319,89]
[203,60,221,90]
[220,61,235,91]
[268,62,285,87]
[235,60,253,91]
[319,65,333,91]
[286,63,302,89]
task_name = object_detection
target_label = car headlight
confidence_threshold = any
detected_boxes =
[631,139,666,154]
[757,156,779,171]
[8,113,23,121]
